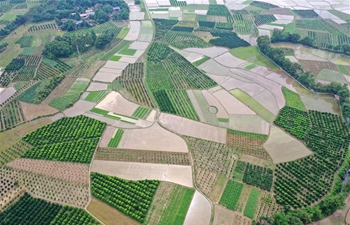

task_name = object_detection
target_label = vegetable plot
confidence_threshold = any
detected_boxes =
[91,173,159,223]
[219,180,244,210]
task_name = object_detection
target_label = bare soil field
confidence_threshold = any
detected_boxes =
[95,91,139,116]
[118,122,188,152]
[7,159,89,185]
[198,59,231,76]
[63,100,96,117]
[87,197,140,225]
[16,117,51,137]
[91,160,194,187]
[263,126,313,164]
[265,71,296,92]
[221,78,264,96]
[95,148,190,165]
[206,74,230,85]
[210,175,227,203]
[20,102,58,121]
[212,89,256,115]
[214,52,247,68]
[213,204,235,225]
[253,89,279,115]
[185,47,229,58]
[299,60,340,75]
[125,21,141,41]
[184,191,211,225]
[159,113,227,144]
[87,82,108,91]
[202,90,228,119]
[229,114,270,135]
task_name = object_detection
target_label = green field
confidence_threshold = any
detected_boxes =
[109,55,121,61]
[119,47,137,56]
[116,27,130,39]
[49,79,89,110]
[0,12,26,21]
[230,46,279,70]
[282,87,306,111]
[85,91,109,103]
[230,89,275,122]
[317,69,347,83]
[243,188,261,219]
[90,108,123,120]
[193,56,210,67]
[338,64,349,75]
[159,187,195,225]
[219,180,244,210]
[108,129,124,148]
[132,106,152,119]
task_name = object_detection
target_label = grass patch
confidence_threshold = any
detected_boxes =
[243,188,261,219]
[317,69,347,83]
[21,47,36,55]
[284,21,295,33]
[218,118,229,123]
[282,87,306,111]
[108,129,124,148]
[119,47,137,56]
[0,12,25,21]
[109,55,121,61]
[338,64,349,75]
[229,46,278,70]
[192,56,210,67]
[230,89,275,122]
[219,180,244,210]
[245,64,258,70]
[117,27,130,39]
[90,108,121,120]
[169,17,178,20]
[85,91,109,103]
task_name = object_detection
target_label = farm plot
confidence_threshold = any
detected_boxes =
[0,140,31,168]
[0,193,99,224]
[244,188,261,219]
[91,173,159,223]
[184,46,228,58]
[317,68,347,84]
[22,115,106,163]
[273,110,349,208]
[7,158,89,184]
[229,114,269,135]
[213,205,235,225]
[226,129,271,160]
[113,63,155,108]
[62,100,96,117]
[85,91,109,103]
[118,122,188,152]
[282,87,306,111]
[132,106,152,119]
[124,21,141,41]
[299,59,340,76]
[0,100,25,131]
[20,102,57,121]
[41,76,76,104]
[138,20,153,42]
[230,89,275,122]
[107,129,124,148]
[95,91,140,117]
[163,31,211,49]
[95,148,190,165]
[183,191,211,225]
[0,167,90,207]
[242,163,273,191]
[233,160,246,181]
[219,180,244,210]
[27,22,59,35]
[159,113,227,143]
[255,192,283,220]
[86,82,108,91]
[263,126,312,163]
[0,178,24,212]
[153,89,199,121]
[49,78,90,111]
[183,136,236,196]
[145,182,195,225]
[91,161,193,187]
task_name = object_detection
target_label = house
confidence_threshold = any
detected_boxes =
[113,6,120,11]
[80,13,88,18]
[76,20,83,25]
[85,9,95,15]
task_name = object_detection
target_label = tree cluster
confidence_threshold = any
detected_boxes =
[0,15,26,41]
[257,35,350,119]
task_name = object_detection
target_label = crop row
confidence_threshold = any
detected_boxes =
[95,148,190,165]
[0,100,25,132]
[219,180,244,210]
[0,140,31,168]
[108,129,124,148]
[132,106,152,119]
[163,31,210,49]
[91,173,159,223]
[153,90,199,121]
[242,163,274,191]
[254,14,276,26]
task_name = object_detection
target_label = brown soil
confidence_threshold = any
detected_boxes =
[299,60,339,75]
[95,148,190,165]
[7,159,89,185]
[20,101,58,121]
[213,204,234,225]
[262,8,293,15]
[233,212,252,225]
[240,154,275,169]
[83,60,106,79]
[87,197,140,225]
[15,117,51,137]
[195,168,218,196]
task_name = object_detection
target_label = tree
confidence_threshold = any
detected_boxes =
[61,20,76,31]
[95,9,109,24]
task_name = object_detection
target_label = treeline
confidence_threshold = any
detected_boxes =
[257,35,350,119]
[43,29,115,58]
[34,75,65,103]
[254,153,350,225]
[271,29,350,56]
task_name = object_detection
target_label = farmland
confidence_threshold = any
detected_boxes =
[1,0,350,224]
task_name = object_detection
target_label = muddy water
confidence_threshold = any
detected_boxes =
[271,43,350,66]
